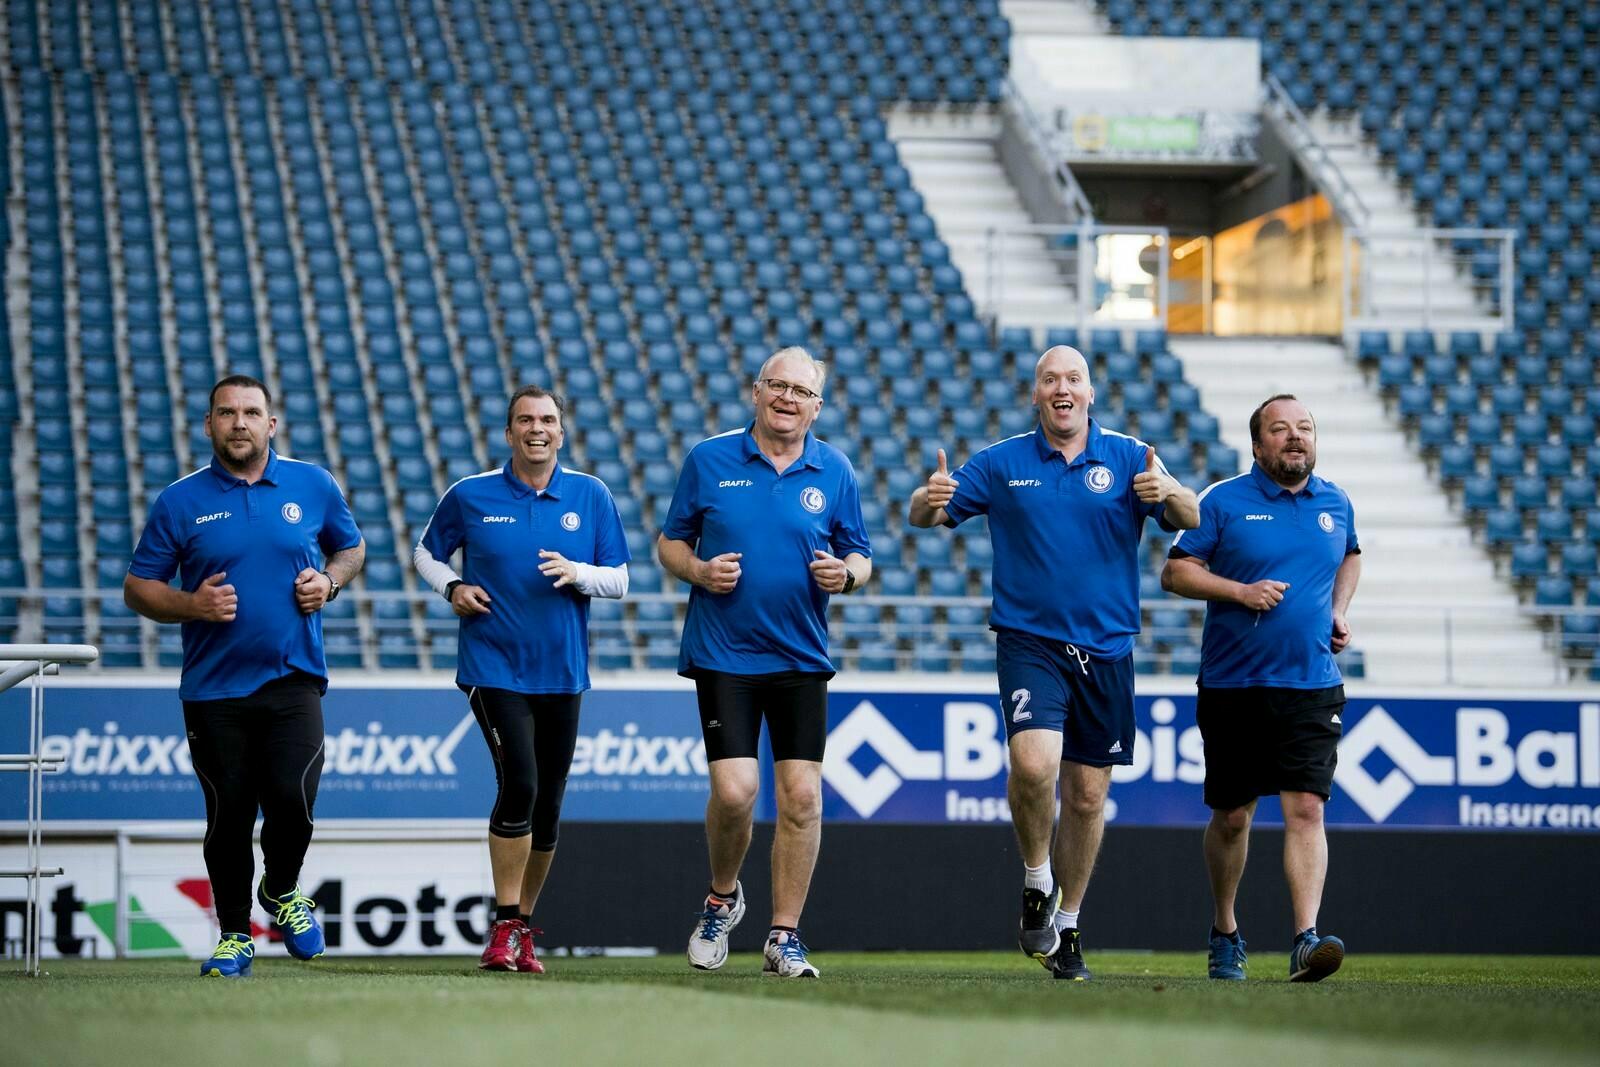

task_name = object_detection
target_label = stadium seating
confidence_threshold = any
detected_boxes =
[1096,0,1599,673]
[5,0,1276,672]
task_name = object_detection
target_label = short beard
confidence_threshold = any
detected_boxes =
[214,440,266,474]
[1263,452,1314,484]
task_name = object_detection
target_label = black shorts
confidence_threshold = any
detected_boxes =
[994,629,1136,766]
[692,670,830,763]
[1196,684,1345,809]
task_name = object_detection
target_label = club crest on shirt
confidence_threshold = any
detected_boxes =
[281,502,303,524]
[561,511,581,531]
[1318,511,1335,533]
[1084,466,1114,494]
[800,486,826,513]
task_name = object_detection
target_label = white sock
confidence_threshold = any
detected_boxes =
[1023,861,1053,893]
[1055,908,1079,932]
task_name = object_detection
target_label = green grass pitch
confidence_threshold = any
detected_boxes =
[5,952,1597,1066]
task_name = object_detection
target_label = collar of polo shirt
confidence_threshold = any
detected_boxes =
[208,447,281,489]
[740,420,824,471]
[1031,418,1106,466]
[502,460,564,498]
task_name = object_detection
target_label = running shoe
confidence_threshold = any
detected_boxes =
[1018,884,1063,960]
[200,932,254,978]
[1289,928,1345,983]
[257,881,325,960]
[1208,931,1248,981]
[1043,927,1092,981]
[762,929,820,979]
[479,918,523,971]
[516,924,545,974]
[687,882,745,971]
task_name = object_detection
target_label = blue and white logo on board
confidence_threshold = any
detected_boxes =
[1084,466,1114,493]
[800,486,826,513]
[561,511,581,531]
[1318,511,1335,532]
[281,502,303,524]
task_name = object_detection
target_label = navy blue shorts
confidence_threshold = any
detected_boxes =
[994,629,1136,766]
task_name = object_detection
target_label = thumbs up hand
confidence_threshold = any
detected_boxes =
[925,447,960,510]
[1133,446,1175,504]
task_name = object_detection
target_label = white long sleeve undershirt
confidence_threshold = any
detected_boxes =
[412,542,629,600]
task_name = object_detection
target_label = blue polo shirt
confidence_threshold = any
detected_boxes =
[943,420,1170,658]
[1169,463,1360,689]
[418,463,630,694]
[661,424,871,676]
[129,450,363,701]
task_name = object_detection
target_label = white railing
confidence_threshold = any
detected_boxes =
[1000,77,1096,223]
[9,590,1598,688]
[0,644,99,975]
[976,222,1171,328]
[1344,227,1517,334]
[1261,72,1371,229]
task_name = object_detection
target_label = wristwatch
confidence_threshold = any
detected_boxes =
[841,569,856,595]
[445,579,463,601]
[321,571,341,601]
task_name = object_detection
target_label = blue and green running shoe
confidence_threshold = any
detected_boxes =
[200,932,254,978]
[258,881,325,960]
[1289,928,1344,983]
[1208,931,1247,980]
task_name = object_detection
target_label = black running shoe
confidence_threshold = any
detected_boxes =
[1044,928,1093,981]
[1018,885,1062,959]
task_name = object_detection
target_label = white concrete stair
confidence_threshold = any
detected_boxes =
[892,127,1081,328]
[1001,0,1105,35]
[1306,112,1492,327]
[1171,337,1562,687]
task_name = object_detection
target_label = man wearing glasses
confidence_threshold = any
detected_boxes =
[658,346,872,979]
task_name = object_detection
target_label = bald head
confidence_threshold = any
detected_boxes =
[1035,345,1090,384]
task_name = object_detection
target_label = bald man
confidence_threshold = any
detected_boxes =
[659,346,872,979]
[910,345,1198,979]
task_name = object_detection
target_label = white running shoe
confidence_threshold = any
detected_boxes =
[762,929,820,979]
[687,882,745,970]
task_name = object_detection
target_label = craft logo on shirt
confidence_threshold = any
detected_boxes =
[718,479,753,488]
[1245,514,1273,521]
[281,503,302,524]
[800,486,826,513]
[1007,479,1042,488]
[195,511,231,525]
[482,515,517,524]
[561,511,581,531]
[1318,512,1335,533]
[1084,467,1114,494]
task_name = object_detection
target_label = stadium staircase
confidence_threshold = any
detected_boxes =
[892,113,1086,330]
[1174,336,1557,686]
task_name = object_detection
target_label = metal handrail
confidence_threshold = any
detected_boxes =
[0,643,99,976]
[977,222,1170,327]
[1001,77,1096,223]
[1261,72,1371,228]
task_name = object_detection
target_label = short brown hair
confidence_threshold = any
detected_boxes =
[209,374,272,413]
[507,384,566,427]
[1249,393,1305,444]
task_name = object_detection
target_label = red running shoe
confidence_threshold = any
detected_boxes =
[479,919,523,971]
[516,925,545,974]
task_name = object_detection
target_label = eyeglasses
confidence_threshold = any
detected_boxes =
[758,378,820,402]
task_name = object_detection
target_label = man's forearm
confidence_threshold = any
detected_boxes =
[657,535,701,586]
[324,542,365,586]
[842,552,872,592]
[1162,486,1201,530]
[907,487,946,528]
[123,575,196,624]
[1333,552,1361,615]
[1161,559,1242,604]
